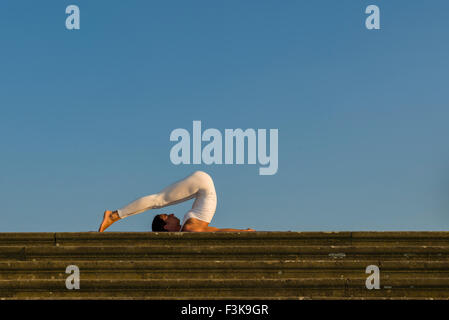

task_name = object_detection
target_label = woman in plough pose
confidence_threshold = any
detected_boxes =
[98,171,255,232]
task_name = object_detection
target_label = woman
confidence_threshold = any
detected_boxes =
[98,171,255,232]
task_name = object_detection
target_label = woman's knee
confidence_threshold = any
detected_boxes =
[192,171,215,191]
[192,170,212,182]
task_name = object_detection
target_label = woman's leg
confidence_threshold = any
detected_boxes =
[117,170,214,219]
[98,171,215,232]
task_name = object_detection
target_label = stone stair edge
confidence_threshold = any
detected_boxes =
[1,278,449,287]
[1,231,449,240]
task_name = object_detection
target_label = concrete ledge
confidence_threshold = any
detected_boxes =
[1,231,449,245]
[0,232,448,299]
[1,245,448,261]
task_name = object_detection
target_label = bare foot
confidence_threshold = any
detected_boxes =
[98,210,120,232]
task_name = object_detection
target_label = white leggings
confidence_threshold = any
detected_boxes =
[116,171,217,223]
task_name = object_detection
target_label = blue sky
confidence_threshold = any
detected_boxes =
[1,1,448,231]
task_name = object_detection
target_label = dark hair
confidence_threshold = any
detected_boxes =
[152,215,167,232]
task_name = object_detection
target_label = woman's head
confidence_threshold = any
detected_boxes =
[152,213,180,232]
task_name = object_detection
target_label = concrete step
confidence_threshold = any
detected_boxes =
[1,278,449,299]
[1,260,448,280]
[1,270,448,281]
[1,232,449,246]
[1,245,449,261]
[1,232,448,299]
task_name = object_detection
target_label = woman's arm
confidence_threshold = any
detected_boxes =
[183,225,255,232]
[208,227,255,232]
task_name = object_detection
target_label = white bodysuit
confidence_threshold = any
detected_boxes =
[116,171,217,231]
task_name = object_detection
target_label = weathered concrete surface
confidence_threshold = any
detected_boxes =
[0,232,448,299]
